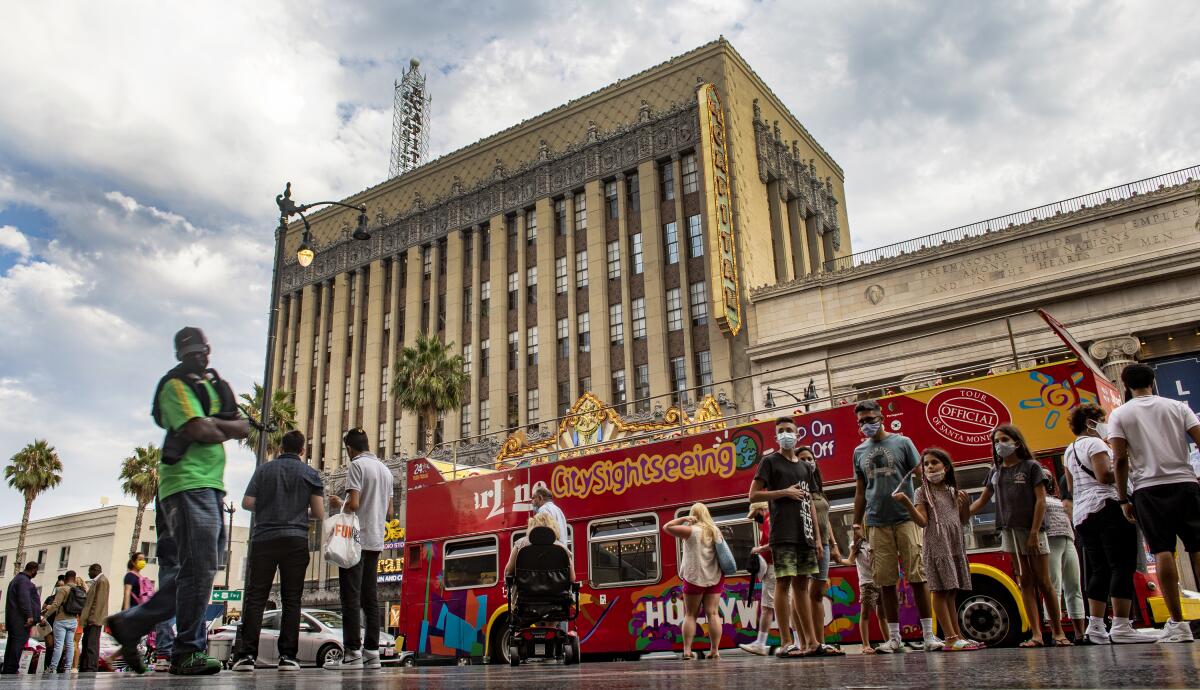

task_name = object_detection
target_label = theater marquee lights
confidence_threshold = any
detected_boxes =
[696,83,742,337]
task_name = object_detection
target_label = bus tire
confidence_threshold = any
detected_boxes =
[957,580,1022,648]
[488,618,512,665]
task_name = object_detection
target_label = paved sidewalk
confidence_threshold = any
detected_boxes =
[0,644,1197,688]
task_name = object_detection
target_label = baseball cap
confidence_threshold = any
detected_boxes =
[174,327,210,357]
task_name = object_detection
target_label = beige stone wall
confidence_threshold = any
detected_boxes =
[748,184,1200,404]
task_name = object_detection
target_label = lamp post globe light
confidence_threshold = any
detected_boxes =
[255,183,371,467]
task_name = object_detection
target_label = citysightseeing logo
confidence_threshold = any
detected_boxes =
[550,443,738,499]
[925,387,1011,446]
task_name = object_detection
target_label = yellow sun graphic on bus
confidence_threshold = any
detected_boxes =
[1019,370,1097,430]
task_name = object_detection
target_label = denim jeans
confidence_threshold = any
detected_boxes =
[155,618,176,659]
[50,617,78,671]
[108,489,224,660]
[236,537,309,659]
[338,550,381,652]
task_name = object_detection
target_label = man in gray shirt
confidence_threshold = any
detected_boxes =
[851,399,937,653]
[325,428,394,671]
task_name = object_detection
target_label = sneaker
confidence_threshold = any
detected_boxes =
[1110,626,1157,644]
[1083,627,1111,645]
[104,616,146,675]
[1155,620,1194,644]
[923,635,945,652]
[277,656,301,671]
[153,658,172,672]
[169,652,223,676]
[362,650,382,669]
[325,650,363,670]
[876,638,904,654]
[738,642,769,656]
[230,655,256,672]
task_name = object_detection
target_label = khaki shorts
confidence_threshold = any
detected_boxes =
[760,561,777,610]
[868,521,925,587]
[1000,528,1051,556]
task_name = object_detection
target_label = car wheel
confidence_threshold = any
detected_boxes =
[317,643,343,668]
[401,655,416,667]
[958,582,1022,648]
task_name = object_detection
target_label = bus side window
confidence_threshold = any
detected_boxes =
[407,544,420,568]
[443,536,499,590]
[588,514,659,588]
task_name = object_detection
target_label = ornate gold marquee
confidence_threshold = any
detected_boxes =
[494,392,727,468]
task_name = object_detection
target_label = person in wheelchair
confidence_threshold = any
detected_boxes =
[503,513,581,666]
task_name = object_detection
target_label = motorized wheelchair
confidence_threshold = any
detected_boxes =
[504,524,581,666]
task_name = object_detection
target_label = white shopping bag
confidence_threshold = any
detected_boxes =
[324,509,362,569]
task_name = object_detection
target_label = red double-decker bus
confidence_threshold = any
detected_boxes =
[398,312,1169,663]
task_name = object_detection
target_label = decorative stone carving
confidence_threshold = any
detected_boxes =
[638,99,652,123]
[753,116,840,237]
[865,284,885,305]
[586,120,599,143]
[752,98,761,122]
[280,102,701,293]
[1088,336,1142,387]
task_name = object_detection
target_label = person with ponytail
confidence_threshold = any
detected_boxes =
[665,502,726,660]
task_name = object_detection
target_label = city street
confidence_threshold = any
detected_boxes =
[1,645,1198,689]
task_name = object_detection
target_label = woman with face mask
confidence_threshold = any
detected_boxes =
[1062,404,1158,644]
[969,425,1071,647]
[123,553,146,611]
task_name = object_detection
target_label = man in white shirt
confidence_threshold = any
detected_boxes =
[531,487,570,550]
[325,428,394,670]
[1108,364,1200,644]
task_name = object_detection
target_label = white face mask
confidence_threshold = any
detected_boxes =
[777,432,798,450]
[926,469,946,484]
[1087,420,1109,438]
[995,441,1018,458]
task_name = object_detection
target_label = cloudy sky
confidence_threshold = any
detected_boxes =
[1,0,1197,527]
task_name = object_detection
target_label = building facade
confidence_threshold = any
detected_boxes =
[0,505,250,619]
[267,39,852,473]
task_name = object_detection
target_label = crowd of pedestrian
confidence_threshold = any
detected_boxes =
[3,329,1196,675]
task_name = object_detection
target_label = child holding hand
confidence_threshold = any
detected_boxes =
[892,447,983,651]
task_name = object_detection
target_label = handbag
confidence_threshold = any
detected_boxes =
[31,621,52,642]
[715,538,737,576]
[324,509,362,569]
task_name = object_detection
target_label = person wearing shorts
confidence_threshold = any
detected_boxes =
[750,417,822,657]
[851,400,937,653]
[1109,363,1200,643]
[740,504,776,656]
[804,453,844,656]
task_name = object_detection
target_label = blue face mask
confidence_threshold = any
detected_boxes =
[995,441,1018,458]
[860,422,882,437]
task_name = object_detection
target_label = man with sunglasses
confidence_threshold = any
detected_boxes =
[850,400,939,653]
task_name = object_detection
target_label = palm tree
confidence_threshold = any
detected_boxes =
[5,440,63,574]
[393,333,468,452]
[119,445,160,558]
[238,383,297,458]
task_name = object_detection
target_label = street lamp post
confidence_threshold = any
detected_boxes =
[765,379,819,412]
[222,501,236,620]
[256,183,372,467]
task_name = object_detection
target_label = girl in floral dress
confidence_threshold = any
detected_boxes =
[893,447,984,651]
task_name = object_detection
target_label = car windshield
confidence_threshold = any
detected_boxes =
[308,611,344,629]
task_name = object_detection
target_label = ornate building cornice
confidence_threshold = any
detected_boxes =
[281,102,701,292]
[752,98,841,246]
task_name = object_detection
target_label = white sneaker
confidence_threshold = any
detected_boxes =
[1109,625,1157,644]
[362,650,382,669]
[738,642,769,656]
[923,635,945,652]
[1083,626,1111,645]
[1155,620,1195,644]
[325,650,363,670]
[876,638,904,654]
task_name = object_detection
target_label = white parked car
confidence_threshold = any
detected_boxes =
[208,608,402,668]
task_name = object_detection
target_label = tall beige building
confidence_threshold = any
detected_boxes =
[269,39,852,470]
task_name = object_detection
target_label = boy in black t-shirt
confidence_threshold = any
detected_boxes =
[749,417,823,657]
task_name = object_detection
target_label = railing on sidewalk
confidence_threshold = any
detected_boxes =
[823,165,1200,273]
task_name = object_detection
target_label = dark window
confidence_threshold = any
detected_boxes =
[555,198,567,236]
[605,180,618,219]
[626,173,640,212]
[589,516,660,587]
[660,161,675,201]
[687,214,704,258]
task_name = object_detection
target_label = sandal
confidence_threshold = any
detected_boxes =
[681,652,695,660]
[861,645,877,655]
[1053,637,1073,647]
[780,644,805,658]
[1018,639,1044,648]
[819,644,845,656]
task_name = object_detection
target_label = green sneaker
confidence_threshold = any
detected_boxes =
[168,652,223,676]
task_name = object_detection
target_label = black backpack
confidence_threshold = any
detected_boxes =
[63,586,87,616]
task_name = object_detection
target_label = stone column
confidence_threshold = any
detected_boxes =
[1088,336,1141,393]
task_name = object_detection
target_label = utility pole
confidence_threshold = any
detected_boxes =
[223,501,236,620]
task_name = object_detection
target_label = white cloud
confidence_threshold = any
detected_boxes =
[0,225,30,257]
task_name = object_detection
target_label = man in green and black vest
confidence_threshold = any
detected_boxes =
[108,327,248,675]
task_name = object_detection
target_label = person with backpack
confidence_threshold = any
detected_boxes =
[665,503,728,660]
[107,327,249,676]
[42,571,86,673]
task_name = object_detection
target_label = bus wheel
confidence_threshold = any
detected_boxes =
[958,583,1021,648]
[488,619,513,665]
